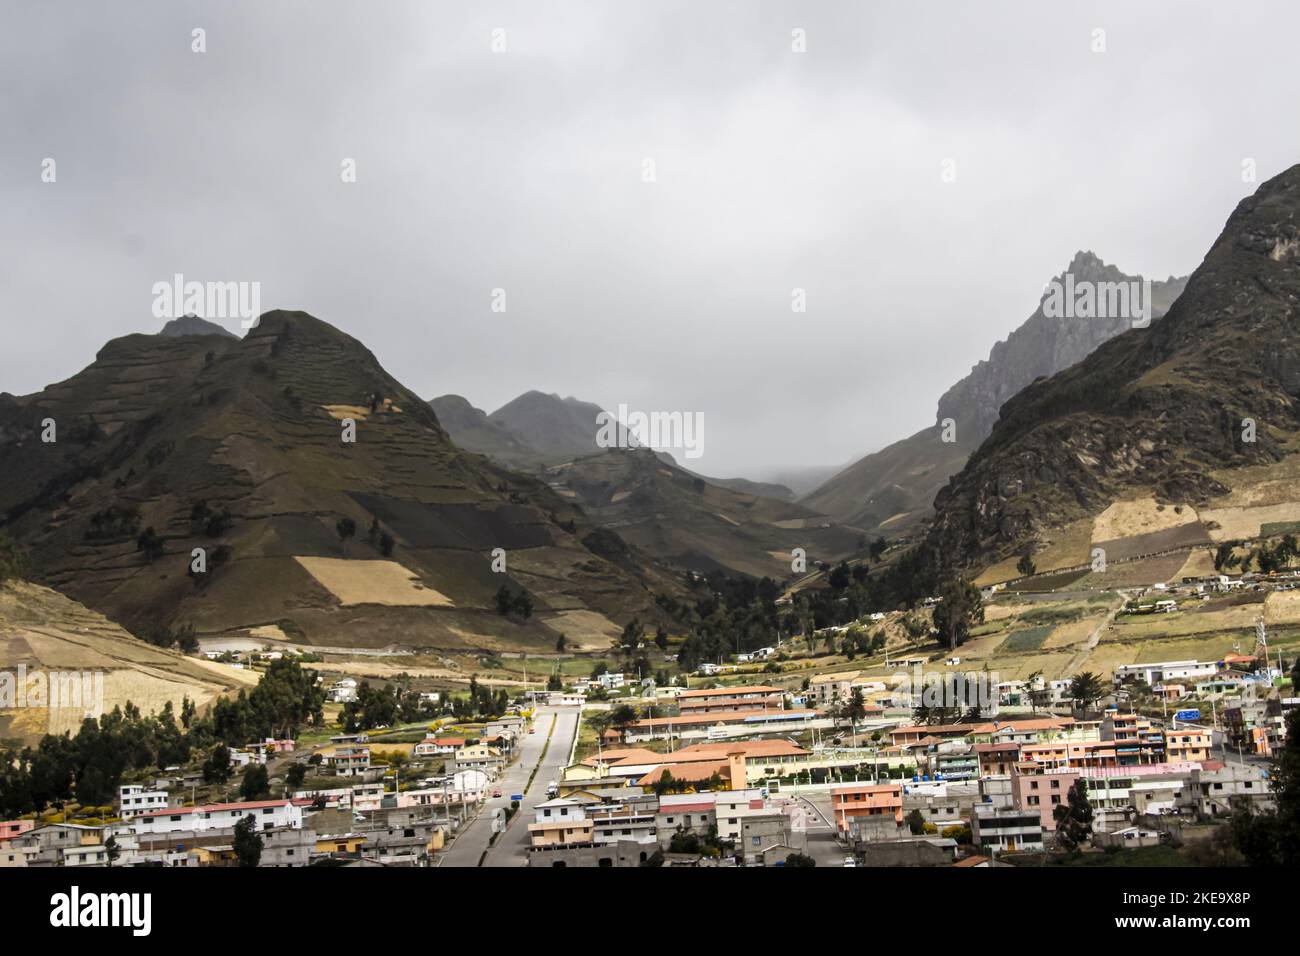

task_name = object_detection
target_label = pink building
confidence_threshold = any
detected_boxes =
[0,820,35,845]
[1011,769,1080,830]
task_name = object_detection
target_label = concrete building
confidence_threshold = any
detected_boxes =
[970,806,1044,853]
[830,782,903,834]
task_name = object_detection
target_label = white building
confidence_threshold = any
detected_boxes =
[1113,660,1220,686]
[133,799,304,836]
[118,784,170,819]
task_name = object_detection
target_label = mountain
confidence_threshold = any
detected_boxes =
[801,253,1189,536]
[927,167,1300,574]
[487,390,619,461]
[427,394,539,469]
[0,579,256,745]
[430,391,796,499]
[158,315,239,339]
[540,448,860,578]
[0,311,681,654]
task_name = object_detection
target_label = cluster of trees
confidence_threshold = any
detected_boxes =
[494,585,534,619]
[189,500,233,537]
[1215,534,1298,573]
[661,572,785,672]
[338,679,456,733]
[366,517,395,557]
[0,658,326,818]
[138,620,199,653]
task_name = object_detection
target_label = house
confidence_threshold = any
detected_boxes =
[133,799,303,836]
[118,784,170,819]
[1164,729,1211,763]
[830,783,903,833]
[451,743,506,777]
[974,742,1020,777]
[809,671,859,708]
[677,685,783,716]
[8,823,105,866]
[1186,762,1274,817]
[528,799,595,848]
[655,794,717,848]
[1011,769,1080,830]
[970,806,1044,853]
[597,672,626,690]
[328,679,359,703]
[1093,825,1163,850]
[697,663,722,676]
[327,747,372,777]
[0,819,36,844]
[412,736,465,757]
[739,810,803,866]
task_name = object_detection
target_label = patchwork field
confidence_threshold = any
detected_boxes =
[294,557,455,606]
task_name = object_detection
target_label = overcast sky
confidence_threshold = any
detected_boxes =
[4,0,1300,479]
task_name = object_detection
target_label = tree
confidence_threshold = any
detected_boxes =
[654,626,669,651]
[783,852,817,867]
[240,762,271,801]
[906,808,926,835]
[233,814,263,867]
[336,517,357,557]
[610,705,638,735]
[620,617,645,652]
[1016,551,1036,577]
[932,577,984,651]
[136,527,165,561]
[0,533,30,585]
[869,537,888,562]
[555,634,567,653]
[1069,671,1105,711]
[202,744,232,784]
[1231,709,1300,865]
[286,762,308,789]
[1053,779,1094,852]
[845,687,867,725]
[104,834,121,867]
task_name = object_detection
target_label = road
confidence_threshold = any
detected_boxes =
[788,792,848,867]
[437,705,580,867]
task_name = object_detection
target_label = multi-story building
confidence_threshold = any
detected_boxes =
[677,685,783,716]
[118,784,170,819]
[830,782,903,834]
[1011,768,1080,830]
[971,806,1043,853]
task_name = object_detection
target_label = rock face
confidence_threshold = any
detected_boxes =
[927,167,1300,569]
[0,311,680,652]
[157,315,239,339]
[936,252,1188,441]
[801,254,1188,535]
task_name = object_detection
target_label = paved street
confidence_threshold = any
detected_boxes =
[437,706,580,867]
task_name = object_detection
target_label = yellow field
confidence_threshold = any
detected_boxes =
[1091,497,1200,542]
[1173,548,1217,580]
[1199,503,1300,540]
[539,609,622,650]
[294,557,454,606]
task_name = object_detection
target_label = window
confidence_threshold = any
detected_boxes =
[752,837,761,846]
